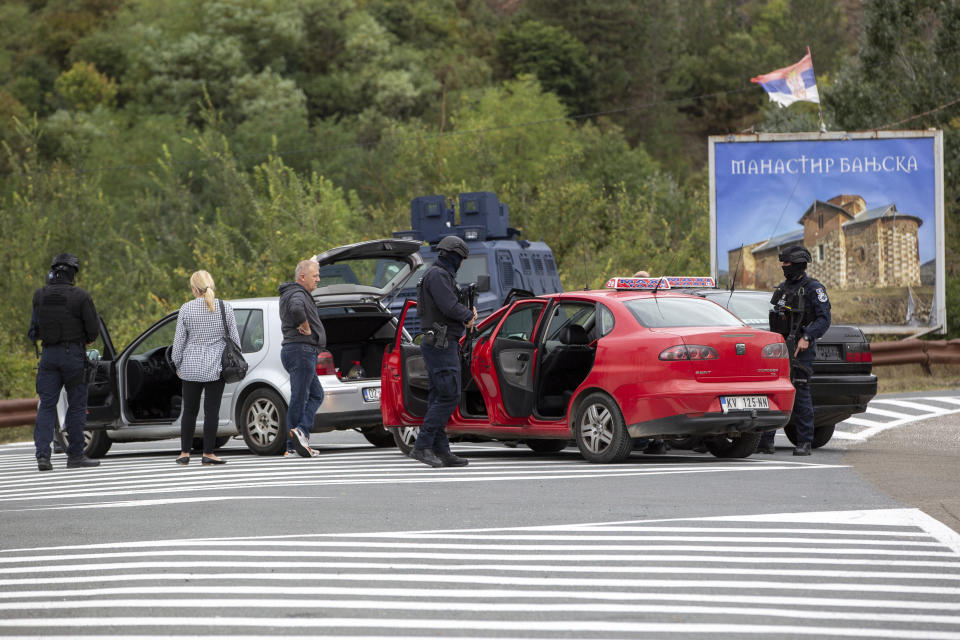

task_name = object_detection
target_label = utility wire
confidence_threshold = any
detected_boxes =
[877,96,960,130]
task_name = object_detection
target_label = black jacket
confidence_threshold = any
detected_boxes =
[29,282,98,346]
[417,260,473,340]
[278,282,326,349]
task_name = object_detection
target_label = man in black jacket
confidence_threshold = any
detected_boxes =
[28,253,100,471]
[411,236,477,468]
[278,259,326,457]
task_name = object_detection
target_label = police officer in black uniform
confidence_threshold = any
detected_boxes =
[758,245,831,456]
[410,235,477,468]
[28,253,101,471]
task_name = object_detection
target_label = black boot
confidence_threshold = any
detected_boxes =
[792,442,812,456]
[66,455,100,468]
[756,441,776,454]
[410,448,444,468]
[436,451,469,467]
[643,440,667,455]
[37,457,53,472]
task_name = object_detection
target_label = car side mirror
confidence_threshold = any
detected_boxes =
[477,274,491,292]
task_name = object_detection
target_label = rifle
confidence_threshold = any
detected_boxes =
[783,286,812,386]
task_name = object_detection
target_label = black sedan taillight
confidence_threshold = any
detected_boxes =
[845,342,872,363]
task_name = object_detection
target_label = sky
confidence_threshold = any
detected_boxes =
[713,136,939,266]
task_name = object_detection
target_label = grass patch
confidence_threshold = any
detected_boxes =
[0,425,32,445]
[876,363,960,394]
[831,286,935,326]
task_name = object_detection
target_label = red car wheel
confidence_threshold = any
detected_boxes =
[574,393,633,463]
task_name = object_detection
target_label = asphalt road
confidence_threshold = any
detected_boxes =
[0,391,958,638]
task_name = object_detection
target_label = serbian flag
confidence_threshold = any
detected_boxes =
[751,47,820,107]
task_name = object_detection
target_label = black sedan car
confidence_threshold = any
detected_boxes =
[683,288,878,448]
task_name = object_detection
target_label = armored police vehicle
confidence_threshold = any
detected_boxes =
[388,191,563,334]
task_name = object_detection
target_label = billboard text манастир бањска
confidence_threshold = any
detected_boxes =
[709,130,945,334]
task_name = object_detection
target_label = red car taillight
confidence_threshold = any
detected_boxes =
[658,345,719,361]
[316,350,336,376]
[845,343,872,363]
[761,342,789,358]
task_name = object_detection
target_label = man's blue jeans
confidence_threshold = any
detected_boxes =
[35,343,87,459]
[281,343,324,453]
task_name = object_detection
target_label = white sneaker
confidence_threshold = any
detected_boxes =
[289,428,312,457]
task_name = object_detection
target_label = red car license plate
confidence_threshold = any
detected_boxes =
[720,395,769,413]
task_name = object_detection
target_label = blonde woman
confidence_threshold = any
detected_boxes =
[171,270,241,465]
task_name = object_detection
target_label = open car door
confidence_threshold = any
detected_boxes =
[381,300,429,427]
[86,314,120,426]
[487,299,547,423]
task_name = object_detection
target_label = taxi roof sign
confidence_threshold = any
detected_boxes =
[605,276,716,291]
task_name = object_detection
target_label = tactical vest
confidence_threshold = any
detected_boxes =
[769,278,815,339]
[33,285,88,346]
[416,267,444,329]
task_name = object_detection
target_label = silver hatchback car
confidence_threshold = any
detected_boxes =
[61,239,423,457]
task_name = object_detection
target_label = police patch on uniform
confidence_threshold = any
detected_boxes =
[816,287,828,303]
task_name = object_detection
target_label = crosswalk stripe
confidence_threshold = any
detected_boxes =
[1,616,959,639]
[868,398,955,412]
[1,599,958,626]
[1,508,957,637]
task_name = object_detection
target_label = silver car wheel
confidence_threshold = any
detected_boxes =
[579,403,613,454]
[246,396,281,447]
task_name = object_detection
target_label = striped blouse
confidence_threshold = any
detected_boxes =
[171,298,242,382]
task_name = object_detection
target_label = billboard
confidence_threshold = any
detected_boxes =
[709,130,945,335]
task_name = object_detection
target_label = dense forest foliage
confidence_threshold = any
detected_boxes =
[1,0,958,397]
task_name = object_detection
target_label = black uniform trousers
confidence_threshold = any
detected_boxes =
[34,343,88,460]
[414,339,461,454]
[761,345,816,446]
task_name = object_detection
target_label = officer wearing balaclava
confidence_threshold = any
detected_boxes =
[28,253,101,471]
[758,245,831,456]
[410,235,477,468]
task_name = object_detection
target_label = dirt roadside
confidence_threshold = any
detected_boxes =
[843,414,960,533]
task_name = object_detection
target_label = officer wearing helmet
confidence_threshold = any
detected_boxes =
[758,245,831,456]
[27,253,101,471]
[410,235,478,468]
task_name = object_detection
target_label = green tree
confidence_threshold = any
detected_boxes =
[494,20,594,114]
[826,0,960,335]
[53,61,117,111]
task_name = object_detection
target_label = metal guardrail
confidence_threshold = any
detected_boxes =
[0,398,38,430]
[1,339,959,430]
[870,339,960,367]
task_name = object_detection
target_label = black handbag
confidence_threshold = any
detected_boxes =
[219,300,248,383]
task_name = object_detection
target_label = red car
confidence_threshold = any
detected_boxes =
[381,277,796,462]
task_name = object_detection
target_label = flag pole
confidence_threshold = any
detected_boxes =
[808,46,826,132]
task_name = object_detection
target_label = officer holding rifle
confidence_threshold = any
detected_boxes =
[758,245,831,456]
[410,235,477,468]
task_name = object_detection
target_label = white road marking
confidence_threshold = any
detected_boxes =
[0,495,329,511]
[2,508,959,638]
[868,398,957,412]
